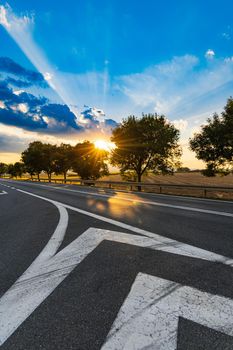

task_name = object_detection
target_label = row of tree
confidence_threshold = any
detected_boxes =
[0,141,109,182]
[0,114,181,183]
[0,99,232,181]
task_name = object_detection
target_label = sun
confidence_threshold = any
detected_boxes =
[94,139,115,151]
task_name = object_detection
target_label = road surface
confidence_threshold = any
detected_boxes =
[0,179,233,349]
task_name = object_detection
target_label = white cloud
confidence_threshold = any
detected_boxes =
[205,49,215,59]
[0,101,5,109]
[43,72,53,81]
[173,119,188,131]
[224,56,233,63]
[17,103,29,113]
[0,5,10,27]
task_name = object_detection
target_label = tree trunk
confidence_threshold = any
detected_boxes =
[37,173,40,181]
[137,173,142,191]
[47,172,51,182]
[64,172,67,184]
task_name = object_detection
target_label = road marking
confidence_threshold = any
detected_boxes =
[1,180,233,217]
[28,204,68,266]
[0,190,7,195]
[0,227,233,346]
[33,184,233,218]
[15,187,233,265]
[102,273,233,349]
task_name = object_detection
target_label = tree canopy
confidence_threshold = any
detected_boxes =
[110,114,181,187]
[0,163,7,177]
[54,143,73,182]
[7,162,24,178]
[189,98,233,176]
[21,141,46,180]
[72,141,109,180]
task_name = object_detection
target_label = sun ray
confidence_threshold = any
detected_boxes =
[94,139,115,151]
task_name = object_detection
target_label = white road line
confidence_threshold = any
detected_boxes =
[2,178,233,205]
[27,204,69,268]
[102,273,233,349]
[2,179,233,213]
[0,190,7,195]
[11,181,233,217]
[0,227,232,346]
[13,188,233,265]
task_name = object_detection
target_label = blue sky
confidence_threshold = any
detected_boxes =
[0,0,233,167]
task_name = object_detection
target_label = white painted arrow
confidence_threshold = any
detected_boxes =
[0,190,7,195]
[102,273,233,349]
[0,226,231,346]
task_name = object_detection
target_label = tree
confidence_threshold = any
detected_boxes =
[21,141,45,180]
[54,143,73,182]
[110,114,181,190]
[0,163,7,177]
[7,162,24,178]
[14,162,25,178]
[40,143,57,182]
[72,141,109,180]
[189,98,233,176]
[177,167,190,173]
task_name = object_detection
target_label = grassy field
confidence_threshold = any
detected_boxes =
[101,172,233,186]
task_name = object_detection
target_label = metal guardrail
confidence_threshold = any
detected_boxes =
[29,178,233,198]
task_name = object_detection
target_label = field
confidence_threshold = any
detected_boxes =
[101,172,233,187]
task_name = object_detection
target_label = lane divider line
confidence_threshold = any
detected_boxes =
[1,179,233,213]
[8,180,233,217]
[16,187,233,265]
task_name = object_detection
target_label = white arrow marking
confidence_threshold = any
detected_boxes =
[0,226,231,346]
[0,190,7,195]
[102,273,233,349]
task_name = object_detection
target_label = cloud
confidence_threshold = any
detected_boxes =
[0,4,81,106]
[173,119,188,131]
[40,103,80,130]
[205,49,215,59]
[0,108,47,130]
[0,133,27,152]
[0,79,81,132]
[103,118,119,129]
[0,4,10,27]
[0,77,118,134]
[0,57,47,87]
[5,77,32,88]
[80,107,104,128]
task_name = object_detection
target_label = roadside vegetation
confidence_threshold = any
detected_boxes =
[0,99,233,186]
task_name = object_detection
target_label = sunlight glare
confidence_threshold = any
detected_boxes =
[94,139,115,151]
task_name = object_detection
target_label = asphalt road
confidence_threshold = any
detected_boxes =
[0,179,233,349]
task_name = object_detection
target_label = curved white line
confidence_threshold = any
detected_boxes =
[28,204,69,268]
[20,205,68,280]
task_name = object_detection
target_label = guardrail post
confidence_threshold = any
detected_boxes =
[109,183,112,189]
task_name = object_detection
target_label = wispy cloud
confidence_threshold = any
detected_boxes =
[0,4,72,106]
[0,4,111,115]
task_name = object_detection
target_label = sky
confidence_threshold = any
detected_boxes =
[0,0,233,167]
